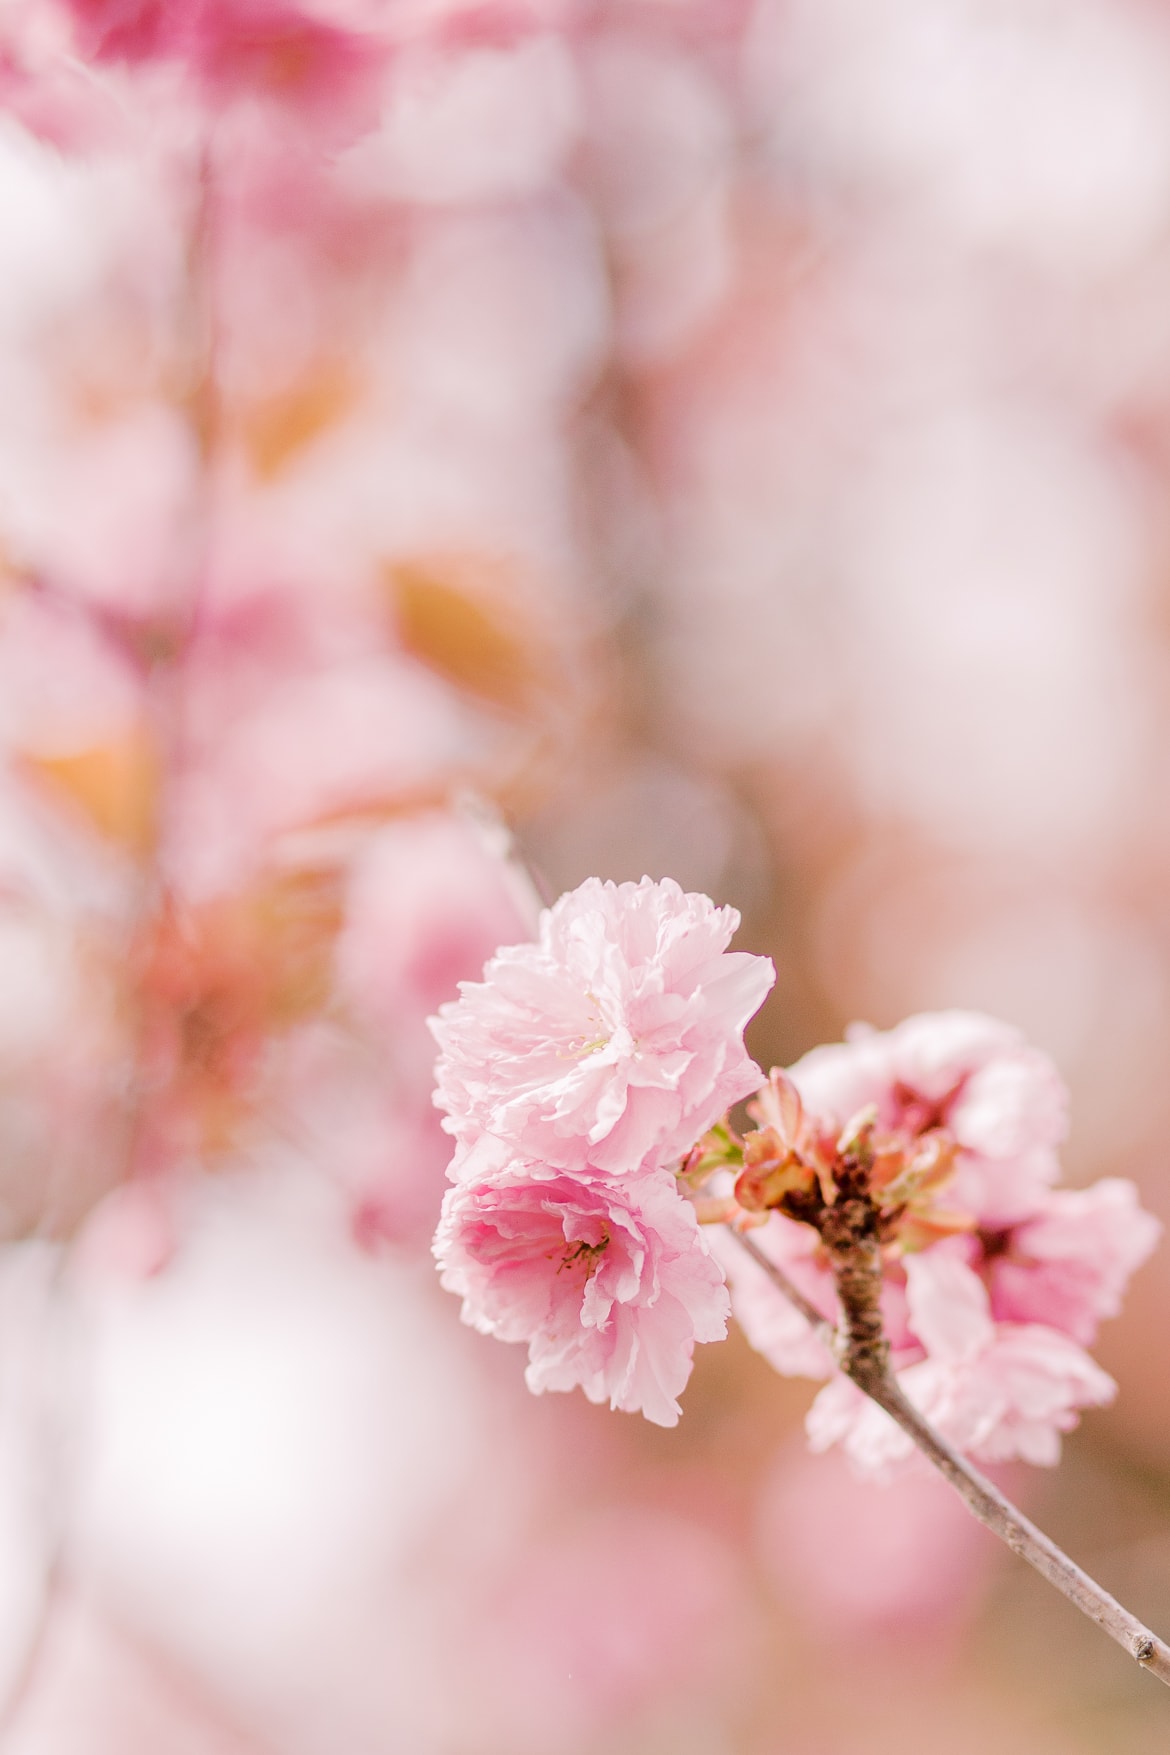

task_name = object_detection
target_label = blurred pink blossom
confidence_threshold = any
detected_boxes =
[0,13,122,150]
[461,1506,749,1755]
[337,808,539,1058]
[431,874,774,1176]
[758,1440,992,1641]
[433,1161,729,1426]
[61,0,388,133]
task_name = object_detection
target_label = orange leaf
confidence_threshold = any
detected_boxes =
[244,866,346,1024]
[240,362,356,480]
[25,730,159,856]
[132,865,347,1158]
[385,553,545,714]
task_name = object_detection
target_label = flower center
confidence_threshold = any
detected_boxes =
[557,1232,609,1278]
[562,993,615,1058]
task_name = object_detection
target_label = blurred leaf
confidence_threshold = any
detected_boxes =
[23,729,159,856]
[0,539,21,596]
[385,554,546,715]
[144,867,344,1041]
[135,866,346,1156]
[240,362,356,480]
[245,866,347,1024]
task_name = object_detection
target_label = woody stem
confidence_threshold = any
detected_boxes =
[729,1225,1170,1688]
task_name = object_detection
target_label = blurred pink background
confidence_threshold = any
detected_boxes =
[2,1,1170,1749]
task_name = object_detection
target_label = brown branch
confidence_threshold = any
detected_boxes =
[729,1224,1170,1688]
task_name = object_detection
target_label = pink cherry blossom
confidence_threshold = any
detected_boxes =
[431,876,774,1177]
[806,1253,1116,1477]
[985,1178,1162,1346]
[788,1010,1068,1225]
[715,1012,1159,1475]
[433,1160,730,1427]
[903,1252,1117,1466]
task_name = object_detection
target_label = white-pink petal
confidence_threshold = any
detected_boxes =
[433,1160,729,1427]
[903,1253,993,1365]
[431,875,774,1177]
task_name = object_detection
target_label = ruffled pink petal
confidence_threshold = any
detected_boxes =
[431,876,774,1177]
[988,1178,1162,1345]
[434,1161,729,1428]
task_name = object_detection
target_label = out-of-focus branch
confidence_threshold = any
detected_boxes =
[729,1224,1170,1689]
[0,1262,80,1746]
[0,1548,66,1747]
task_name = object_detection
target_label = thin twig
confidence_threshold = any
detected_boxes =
[729,1225,1170,1688]
[0,1549,67,1747]
[734,1231,835,1340]
[0,1255,83,1747]
[870,1372,1170,1683]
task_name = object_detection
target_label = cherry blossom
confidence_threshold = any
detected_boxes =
[807,1253,1117,1474]
[787,1010,1069,1225]
[984,1177,1162,1347]
[431,875,774,1177]
[4,0,1170,1724]
[433,1160,729,1427]
[716,1011,1160,1476]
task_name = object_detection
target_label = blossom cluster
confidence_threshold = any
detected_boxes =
[431,876,775,1426]
[720,1012,1161,1476]
[433,883,1159,1469]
